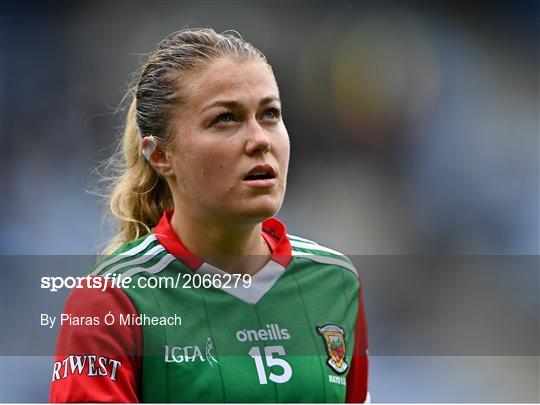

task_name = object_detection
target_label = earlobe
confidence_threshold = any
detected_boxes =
[153,151,174,177]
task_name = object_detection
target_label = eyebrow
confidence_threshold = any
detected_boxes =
[201,96,281,113]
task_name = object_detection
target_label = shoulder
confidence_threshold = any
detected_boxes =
[287,233,358,279]
[90,233,173,278]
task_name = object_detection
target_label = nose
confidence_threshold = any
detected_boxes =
[244,118,271,155]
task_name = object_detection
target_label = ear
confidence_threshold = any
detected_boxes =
[142,136,174,177]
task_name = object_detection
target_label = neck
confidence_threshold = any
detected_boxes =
[170,211,271,275]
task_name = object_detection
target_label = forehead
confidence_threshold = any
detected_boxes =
[181,58,279,110]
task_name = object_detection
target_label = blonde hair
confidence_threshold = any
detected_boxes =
[102,28,266,254]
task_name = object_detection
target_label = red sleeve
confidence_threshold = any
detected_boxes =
[49,278,142,403]
[346,285,369,403]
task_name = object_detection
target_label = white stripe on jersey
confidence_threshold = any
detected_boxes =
[286,234,319,245]
[120,253,176,279]
[100,244,166,277]
[292,251,358,277]
[91,234,157,275]
[290,240,350,259]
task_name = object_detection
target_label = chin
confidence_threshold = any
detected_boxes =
[233,196,283,224]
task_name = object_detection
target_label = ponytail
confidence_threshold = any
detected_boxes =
[103,99,172,254]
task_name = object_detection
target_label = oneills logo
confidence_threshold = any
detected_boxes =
[316,324,348,374]
[235,324,291,342]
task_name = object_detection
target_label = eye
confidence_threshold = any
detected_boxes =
[263,107,281,120]
[212,112,236,126]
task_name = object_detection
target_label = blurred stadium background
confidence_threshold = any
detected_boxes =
[1,1,538,402]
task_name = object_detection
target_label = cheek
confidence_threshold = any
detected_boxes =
[176,145,231,190]
[199,151,227,178]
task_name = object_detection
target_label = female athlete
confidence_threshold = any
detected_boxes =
[50,28,368,403]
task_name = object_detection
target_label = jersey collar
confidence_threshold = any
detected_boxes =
[153,210,292,271]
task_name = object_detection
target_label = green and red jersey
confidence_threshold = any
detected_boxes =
[50,211,368,403]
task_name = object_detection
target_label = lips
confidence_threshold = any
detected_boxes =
[243,164,276,181]
[243,164,277,188]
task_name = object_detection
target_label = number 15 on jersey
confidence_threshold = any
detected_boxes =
[248,346,292,384]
